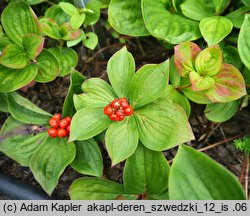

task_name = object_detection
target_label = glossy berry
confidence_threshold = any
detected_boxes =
[48,128,58,138]
[117,115,125,121]
[67,125,70,132]
[116,110,124,117]
[124,106,133,116]
[58,128,68,138]
[111,99,120,108]
[121,100,129,109]
[65,116,72,122]
[109,114,118,121]
[104,105,113,116]
[52,113,61,120]
[49,118,60,128]
[60,118,70,129]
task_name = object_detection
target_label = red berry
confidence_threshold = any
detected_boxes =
[109,114,119,121]
[65,116,72,122]
[117,115,125,121]
[67,125,70,132]
[60,118,70,129]
[116,110,124,117]
[120,100,129,109]
[48,128,58,138]
[119,97,127,102]
[104,105,113,116]
[124,106,133,116]
[111,99,120,108]
[52,113,61,120]
[58,128,69,138]
[49,118,60,128]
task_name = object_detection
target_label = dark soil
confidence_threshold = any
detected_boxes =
[0,6,249,200]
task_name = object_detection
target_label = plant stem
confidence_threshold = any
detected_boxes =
[245,154,249,199]
[168,134,243,164]
[176,84,192,91]
[239,155,247,184]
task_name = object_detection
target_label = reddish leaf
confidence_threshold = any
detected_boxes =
[174,41,201,77]
[205,64,246,102]
[60,23,81,40]
[23,34,44,60]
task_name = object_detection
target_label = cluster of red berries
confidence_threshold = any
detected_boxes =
[47,114,71,138]
[104,98,133,121]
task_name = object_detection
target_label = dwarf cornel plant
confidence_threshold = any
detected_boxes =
[69,46,194,165]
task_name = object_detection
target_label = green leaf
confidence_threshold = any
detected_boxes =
[174,41,201,77]
[60,23,81,40]
[25,0,47,5]
[59,2,79,16]
[45,5,70,26]
[1,2,41,46]
[169,57,181,87]
[63,71,85,117]
[223,46,243,70]
[212,0,230,14]
[108,0,149,36]
[84,1,101,25]
[242,0,250,6]
[107,46,135,98]
[238,14,250,71]
[23,34,44,60]
[195,45,223,76]
[142,0,201,44]
[69,107,112,142]
[34,49,59,83]
[123,143,170,194]
[39,18,61,40]
[7,92,51,124]
[0,116,47,166]
[70,13,85,30]
[205,100,240,123]
[182,87,213,104]
[128,60,169,108]
[189,71,215,91]
[105,116,139,165]
[48,47,78,77]
[169,144,246,200]
[134,100,194,151]
[225,7,250,28]
[0,64,38,92]
[164,85,191,117]
[67,30,86,47]
[0,44,28,69]
[0,35,12,50]
[30,136,76,195]
[71,138,103,177]
[69,177,125,200]
[199,16,233,46]
[82,32,98,50]
[180,0,215,21]
[205,64,246,102]
[0,93,8,112]
[76,78,116,109]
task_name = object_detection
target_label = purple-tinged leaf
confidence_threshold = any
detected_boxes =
[23,34,44,60]
[174,42,201,77]
[39,18,61,40]
[205,64,246,102]
[60,23,81,40]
